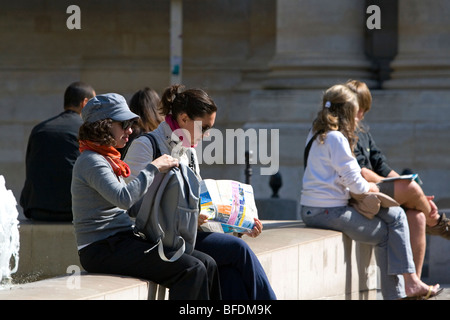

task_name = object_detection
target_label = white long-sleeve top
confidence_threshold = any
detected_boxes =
[300,130,370,208]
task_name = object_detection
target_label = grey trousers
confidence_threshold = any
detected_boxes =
[301,204,415,300]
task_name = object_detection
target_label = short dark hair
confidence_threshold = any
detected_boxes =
[64,81,95,109]
[78,119,116,146]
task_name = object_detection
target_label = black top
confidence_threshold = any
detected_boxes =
[354,123,393,178]
[20,110,82,219]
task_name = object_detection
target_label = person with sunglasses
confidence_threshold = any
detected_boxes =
[71,93,221,300]
[124,84,276,300]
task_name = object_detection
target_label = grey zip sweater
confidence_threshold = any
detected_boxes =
[71,150,158,248]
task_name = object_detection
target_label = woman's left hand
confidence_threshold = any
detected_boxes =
[245,218,263,238]
[198,213,209,226]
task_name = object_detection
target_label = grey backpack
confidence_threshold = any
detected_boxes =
[133,134,200,262]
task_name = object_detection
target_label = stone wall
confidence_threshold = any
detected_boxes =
[1,0,450,219]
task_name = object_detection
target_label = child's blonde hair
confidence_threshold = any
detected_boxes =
[312,84,359,152]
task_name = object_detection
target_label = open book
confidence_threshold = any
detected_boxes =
[199,179,258,233]
[381,173,423,185]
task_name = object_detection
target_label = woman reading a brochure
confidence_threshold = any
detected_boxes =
[124,84,276,300]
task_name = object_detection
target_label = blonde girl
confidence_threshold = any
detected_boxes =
[300,84,441,300]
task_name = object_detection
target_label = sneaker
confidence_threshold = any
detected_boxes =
[426,213,450,240]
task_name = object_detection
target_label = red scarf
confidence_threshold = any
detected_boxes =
[165,115,196,147]
[79,140,131,178]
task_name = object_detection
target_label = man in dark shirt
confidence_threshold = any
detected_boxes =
[20,82,95,221]
[354,125,393,179]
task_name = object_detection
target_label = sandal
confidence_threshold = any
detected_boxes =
[425,286,444,299]
[426,213,450,240]
[403,286,444,300]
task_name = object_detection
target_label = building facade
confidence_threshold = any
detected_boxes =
[1,0,450,217]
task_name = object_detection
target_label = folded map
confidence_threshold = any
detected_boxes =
[199,179,258,233]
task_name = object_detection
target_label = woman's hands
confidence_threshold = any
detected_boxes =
[151,154,179,172]
[368,182,380,193]
[245,218,263,238]
[198,214,263,238]
[198,213,209,226]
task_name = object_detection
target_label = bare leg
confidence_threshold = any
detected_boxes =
[394,180,440,226]
[405,209,426,278]
[426,197,441,226]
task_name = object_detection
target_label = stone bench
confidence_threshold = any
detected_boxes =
[6,219,169,300]
[2,219,377,300]
[0,273,156,300]
[13,220,81,283]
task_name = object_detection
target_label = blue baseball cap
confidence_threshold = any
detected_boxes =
[82,93,139,123]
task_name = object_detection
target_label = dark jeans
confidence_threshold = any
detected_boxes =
[196,232,277,300]
[78,231,221,300]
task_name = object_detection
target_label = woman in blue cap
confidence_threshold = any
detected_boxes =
[71,93,221,300]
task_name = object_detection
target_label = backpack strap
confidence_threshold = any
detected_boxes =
[120,132,162,160]
[142,132,162,159]
[157,236,185,262]
[303,131,320,170]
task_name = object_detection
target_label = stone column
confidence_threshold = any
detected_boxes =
[265,0,375,89]
[384,0,450,89]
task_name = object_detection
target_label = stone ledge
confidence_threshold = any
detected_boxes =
[0,274,152,300]
[14,219,81,282]
[4,220,377,300]
[247,221,377,299]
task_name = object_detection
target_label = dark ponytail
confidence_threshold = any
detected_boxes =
[159,84,217,119]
